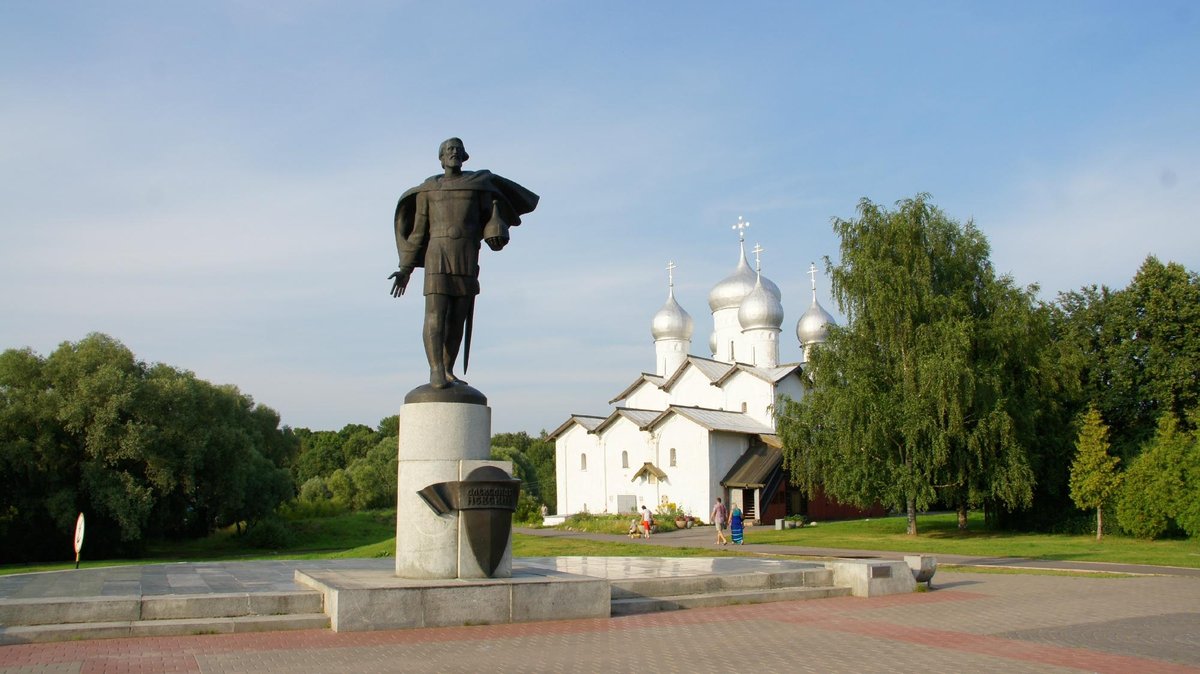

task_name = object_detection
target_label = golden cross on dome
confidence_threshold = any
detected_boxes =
[732,216,750,242]
[752,244,765,273]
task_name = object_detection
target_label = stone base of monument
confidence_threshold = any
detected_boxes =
[396,393,516,579]
[294,563,610,632]
[824,559,916,597]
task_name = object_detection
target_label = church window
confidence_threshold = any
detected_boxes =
[669,447,677,466]
[580,453,587,471]
[741,402,747,413]
[621,451,629,468]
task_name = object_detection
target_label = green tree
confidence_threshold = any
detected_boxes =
[326,468,354,508]
[347,436,397,509]
[377,415,399,438]
[293,431,347,486]
[1068,406,1122,539]
[491,431,556,512]
[0,347,74,558]
[777,195,1037,535]
[1058,258,1200,459]
[1,334,299,560]
[1115,414,1197,539]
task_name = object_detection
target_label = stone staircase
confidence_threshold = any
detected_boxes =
[610,566,849,616]
[0,564,859,643]
[0,591,328,645]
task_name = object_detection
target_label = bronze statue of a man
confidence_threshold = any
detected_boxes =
[390,138,539,390]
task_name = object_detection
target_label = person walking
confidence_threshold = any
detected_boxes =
[711,497,729,545]
[640,505,653,538]
[730,503,744,545]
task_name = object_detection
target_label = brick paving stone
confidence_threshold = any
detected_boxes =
[3,568,1199,673]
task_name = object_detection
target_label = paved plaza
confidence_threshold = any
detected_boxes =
[1,526,1198,672]
[2,569,1198,672]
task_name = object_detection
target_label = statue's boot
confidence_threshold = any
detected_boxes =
[430,367,450,389]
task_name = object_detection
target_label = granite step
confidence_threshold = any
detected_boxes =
[0,590,327,645]
[0,612,331,645]
[609,567,848,615]
[611,584,850,616]
[610,567,834,600]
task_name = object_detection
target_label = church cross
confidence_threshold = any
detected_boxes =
[752,244,765,273]
[809,263,819,300]
[732,216,751,242]
[666,261,677,288]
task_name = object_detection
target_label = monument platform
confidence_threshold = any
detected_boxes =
[0,556,851,643]
[294,560,609,631]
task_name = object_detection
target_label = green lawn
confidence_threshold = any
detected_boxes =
[3,510,1197,577]
[750,513,1200,568]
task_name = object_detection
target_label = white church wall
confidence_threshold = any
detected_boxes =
[555,424,604,516]
[712,307,750,364]
[598,417,657,514]
[744,330,780,369]
[652,417,715,520]
[709,431,750,509]
[720,371,777,426]
[775,375,806,411]
[624,381,669,411]
[655,339,689,377]
[666,366,723,409]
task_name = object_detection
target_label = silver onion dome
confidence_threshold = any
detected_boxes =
[651,288,694,341]
[738,276,784,330]
[796,297,836,345]
[708,246,780,312]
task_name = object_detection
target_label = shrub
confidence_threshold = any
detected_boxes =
[562,513,633,534]
[298,476,330,503]
[656,502,685,520]
[513,491,541,525]
[242,517,296,549]
[279,499,344,520]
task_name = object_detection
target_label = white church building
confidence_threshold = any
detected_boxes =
[550,219,839,524]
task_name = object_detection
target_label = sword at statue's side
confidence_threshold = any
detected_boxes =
[462,295,475,373]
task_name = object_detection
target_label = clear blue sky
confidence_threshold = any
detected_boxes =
[2,2,1197,434]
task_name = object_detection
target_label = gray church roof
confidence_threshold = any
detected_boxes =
[546,414,606,440]
[608,373,667,405]
[713,363,801,386]
[591,407,662,435]
[646,405,774,435]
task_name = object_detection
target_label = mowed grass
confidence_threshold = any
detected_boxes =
[4,510,1198,576]
[750,512,1200,568]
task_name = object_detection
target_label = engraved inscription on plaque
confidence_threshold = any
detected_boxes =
[416,465,521,577]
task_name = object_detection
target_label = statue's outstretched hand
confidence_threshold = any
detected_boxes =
[389,268,413,297]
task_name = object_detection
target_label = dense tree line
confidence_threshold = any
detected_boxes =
[292,419,398,511]
[0,330,557,564]
[290,426,556,522]
[491,431,556,519]
[778,195,1200,538]
[0,334,297,562]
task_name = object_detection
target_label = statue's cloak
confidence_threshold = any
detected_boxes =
[393,170,539,268]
